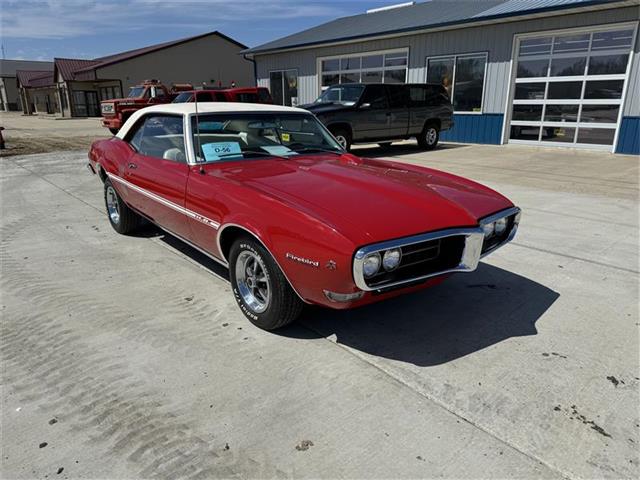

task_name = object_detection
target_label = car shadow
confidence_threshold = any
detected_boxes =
[352,141,470,159]
[279,263,559,367]
[142,226,558,367]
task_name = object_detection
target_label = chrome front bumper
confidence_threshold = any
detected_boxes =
[352,207,521,292]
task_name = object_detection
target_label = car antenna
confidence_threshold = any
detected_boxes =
[194,90,205,174]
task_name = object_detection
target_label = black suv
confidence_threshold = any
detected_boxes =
[303,83,453,151]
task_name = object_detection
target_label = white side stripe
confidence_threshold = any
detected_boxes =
[107,172,220,230]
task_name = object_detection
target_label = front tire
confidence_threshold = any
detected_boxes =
[229,237,303,330]
[417,122,439,150]
[104,179,141,234]
[330,127,352,152]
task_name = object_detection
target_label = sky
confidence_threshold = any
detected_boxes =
[0,0,400,61]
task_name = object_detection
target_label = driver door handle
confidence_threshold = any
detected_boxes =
[128,162,137,169]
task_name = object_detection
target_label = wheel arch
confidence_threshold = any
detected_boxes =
[96,164,107,183]
[326,122,352,137]
[217,223,310,304]
[423,118,441,130]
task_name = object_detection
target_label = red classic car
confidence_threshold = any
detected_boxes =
[88,103,520,330]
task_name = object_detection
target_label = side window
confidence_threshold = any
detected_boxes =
[360,85,388,109]
[196,92,214,102]
[127,115,186,162]
[387,85,408,108]
[214,92,227,102]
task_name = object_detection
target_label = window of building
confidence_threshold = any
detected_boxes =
[269,69,298,106]
[426,53,487,113]
[509,25,634,149]
[99,86,122,101]
[319,49,409,90]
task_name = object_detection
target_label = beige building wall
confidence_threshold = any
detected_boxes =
[1,76,22,111]
[96,33,254,90]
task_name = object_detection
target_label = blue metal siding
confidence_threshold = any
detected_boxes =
[616,117,640,155]
[440,114,504,144]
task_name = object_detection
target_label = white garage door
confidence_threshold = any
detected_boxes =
[507,25,635,150]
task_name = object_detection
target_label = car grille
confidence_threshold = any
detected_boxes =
[365,235,466,289]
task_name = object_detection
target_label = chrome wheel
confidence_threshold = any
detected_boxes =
[106,186,120,224]
[426,127,438,145]
[335,135,348,149]
[235,250,271,314]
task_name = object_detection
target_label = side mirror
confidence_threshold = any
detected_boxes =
[360,102,371,109]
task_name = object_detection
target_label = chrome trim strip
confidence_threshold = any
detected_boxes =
[155,224,229,268]
[353,227,485,292]
[479,206,522,258]
[216,223,310,304]
[107,172,220,230]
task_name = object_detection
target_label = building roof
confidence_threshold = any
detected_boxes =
[49,31,247,85]
[243,0,629,55]
[15,70,54,88]
[116,102,306,139]
[0,59,53,77]
[54,58,100,81]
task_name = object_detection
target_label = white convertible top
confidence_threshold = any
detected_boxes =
[116,102,309,139]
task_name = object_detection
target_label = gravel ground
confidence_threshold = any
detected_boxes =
[0,112,109,156]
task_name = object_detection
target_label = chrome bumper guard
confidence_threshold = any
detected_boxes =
[352,207,521,292]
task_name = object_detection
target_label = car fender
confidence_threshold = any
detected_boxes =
[217,210,358,306]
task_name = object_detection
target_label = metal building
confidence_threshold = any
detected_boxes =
[14,31,254,118]
[243,0,640,154]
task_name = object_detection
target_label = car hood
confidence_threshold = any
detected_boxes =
[213,154,513,244]
[302,103,352,115]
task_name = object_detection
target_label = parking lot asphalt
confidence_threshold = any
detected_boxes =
[1,143,638,479]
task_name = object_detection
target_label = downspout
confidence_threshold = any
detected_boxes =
[243,53,257,87]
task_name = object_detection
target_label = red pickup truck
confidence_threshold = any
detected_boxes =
[172,87,273,104]
[100,80,192,134]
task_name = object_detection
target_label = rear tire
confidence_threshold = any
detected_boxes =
[104,179,141,234]
[417,122,439,150]
[229,237,303,330]
[330,127,352,152]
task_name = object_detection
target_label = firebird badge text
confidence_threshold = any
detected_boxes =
[286,252,319,268]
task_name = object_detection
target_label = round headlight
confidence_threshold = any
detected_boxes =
[495,217,508,235]
[382,249,401,271]
[482,222,495,238]
[362,252,381,278]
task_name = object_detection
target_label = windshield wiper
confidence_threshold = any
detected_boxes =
[290,147,343,155]
[221,150,289,160]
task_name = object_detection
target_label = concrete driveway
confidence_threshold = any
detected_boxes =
[1,143,638,479]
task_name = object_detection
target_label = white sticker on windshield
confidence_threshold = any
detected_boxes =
[261,145,297,156]
[202,142,242,161]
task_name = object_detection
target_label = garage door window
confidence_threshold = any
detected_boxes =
[509,26,634,149]
[319,49,408,90]
[426,53,487,112]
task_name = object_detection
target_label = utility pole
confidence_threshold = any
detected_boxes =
[1,44,5,59]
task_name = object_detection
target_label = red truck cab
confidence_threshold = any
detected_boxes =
[101,80,192,134]
[172,87,273,104]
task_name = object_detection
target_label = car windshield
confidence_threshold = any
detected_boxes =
[191,112,343,163]
[173,92,193,103]
[315,85,364,105]
[128,87,146,98]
